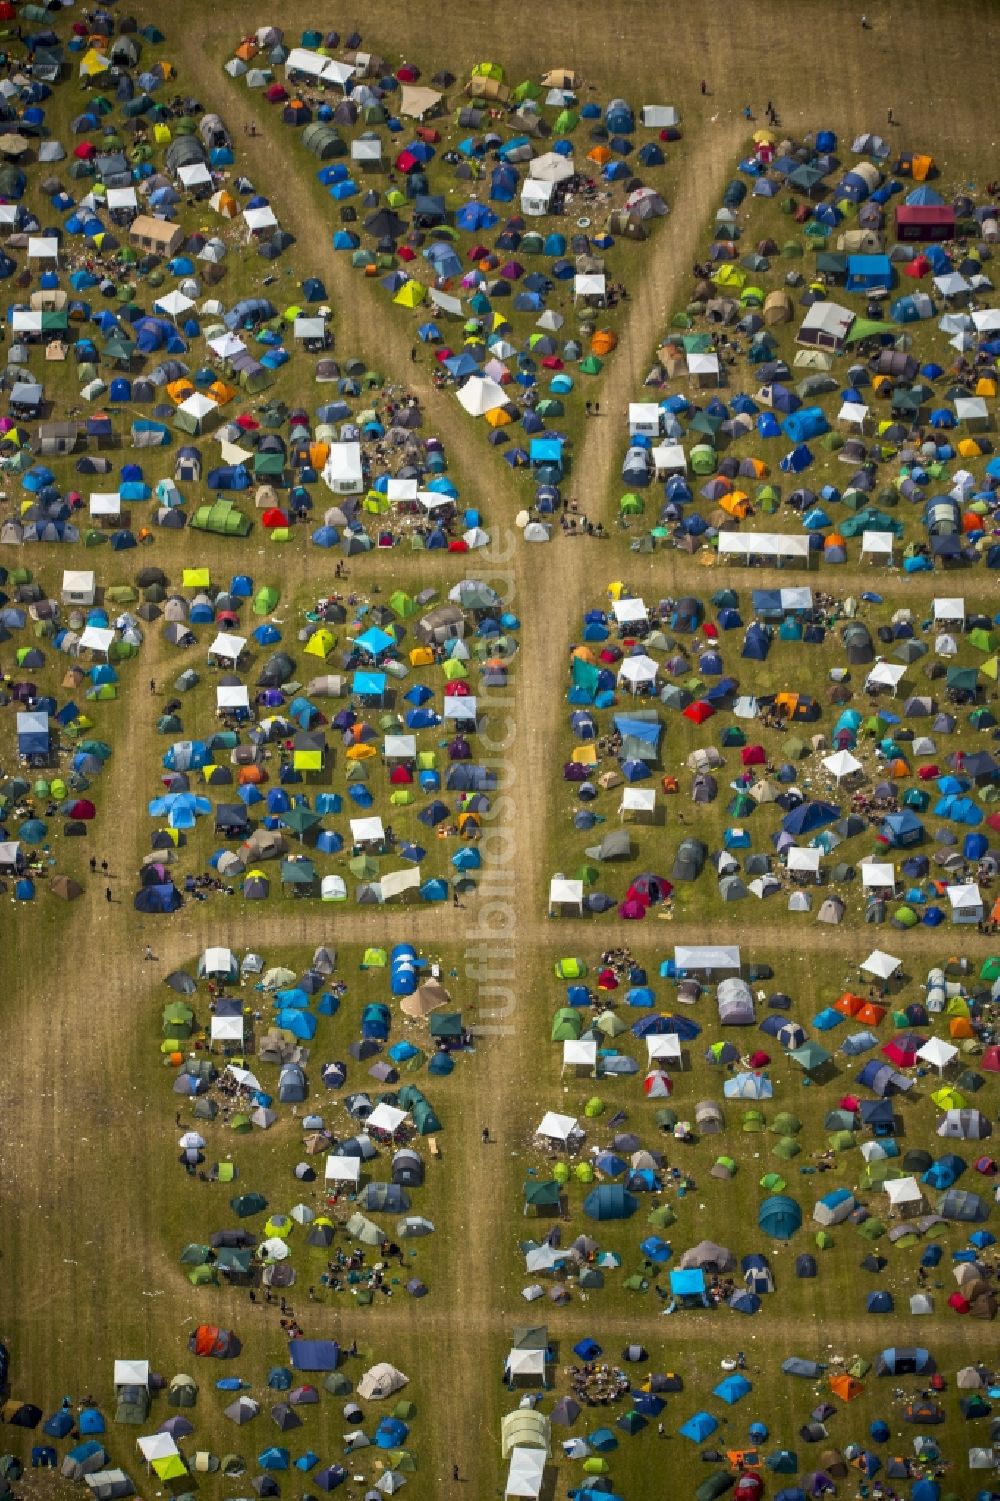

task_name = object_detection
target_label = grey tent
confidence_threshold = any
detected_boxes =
[717,977,754,1024]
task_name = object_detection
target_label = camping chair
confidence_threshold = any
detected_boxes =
[427,1135,441,1159]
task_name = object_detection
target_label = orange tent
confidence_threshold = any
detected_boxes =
[911,153,934,181]
[167,378,195,404]
[485,406,512,427]
[949,1017,974,1039]
[834,992,865,1017]
[741,456,768,479]
[857,1002,886,1026]
[975,376,997,397]
[587,145,612,165]
[572,645,597,663]
[208,380,236,406]
[237,765,265,785]
[591,329,618,356]
[308,442,330,470]
[824,532,846,551]
[720,491,750,520]
[457,812,481,833]
[830,1374,864,1402]
[346,743,376,760]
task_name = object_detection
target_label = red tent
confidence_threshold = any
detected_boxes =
[683,700,714,724]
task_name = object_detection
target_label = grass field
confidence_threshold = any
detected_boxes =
[2,3,999,1499]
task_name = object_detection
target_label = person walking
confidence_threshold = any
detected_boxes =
[149,678,156,695]
[105,886,112,903]
[700,79,707,95]
[887,107,895,126]
[143,945,154,961]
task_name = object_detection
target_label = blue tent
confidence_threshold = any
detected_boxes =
[758,1194,802,1241]
[582,1184,637,1221]
[713,1374,751,1405]
[679,1411,718,1442]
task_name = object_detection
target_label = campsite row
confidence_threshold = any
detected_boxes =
[608,127,1000,567]
[0,10,487,557]
[521,942,1000,1323]
[162,944,472,1301]
[499,1327,994,1501]
[1,1342,418,1499]
[0,562,145,897]
[550,583,1000,928]
[227,30,676,488]
[136,573,516,912]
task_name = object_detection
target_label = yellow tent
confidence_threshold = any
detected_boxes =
[409,647,434,667]
[182,568,210,588]
[304,629,335,659]
[152,1457,188,1481]
[293,748,323,772]
[571,744,598,765]
[485,407,512,427]
[416,751,437,770]
[441,659,468,680]
[346,743,376,760]
[471,61,505,81]
[394,281,426,308]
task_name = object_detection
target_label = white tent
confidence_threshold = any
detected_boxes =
[916,1037,958,1074]
[210,1015,244,1043]
[860,531,894,558]
[822,749,862,781]
[675,944,741,973]
[618,654,657,691]
[861,862,895,890]
[506,1448,545,1499]
[947,883,983,924]
[548,877,583,915]
[574,273,606,303]
[640,105,679,127]
[457,376,508,417]
[787,847,821,875]
[612,598,648,626]
[78,625,114,655]
[885,1175,924,1214]
[860,949,901,981]
[529,152,573,183]
[62,568,95,605]
[865,662,907,694]
[350,815,385,845]
[89,491,121,519]
[535,1111,579,1143]
[243,204,278,233]
[114,1360,150,1387]
[619,788,656,821]
[651,442,687,476]
[137,1435,179,1462]
[933,597,965,622]
[504,1348,545,1383]
[562,1038,597,1072]
[322,441,363,494]
[154,289,195,319]
[208,632,246,664]
[217,685,250,712]
[366,1103,407,1134]
[325,1155,362,1184]
[646,1034,682,1066]
[716,533,810,561]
